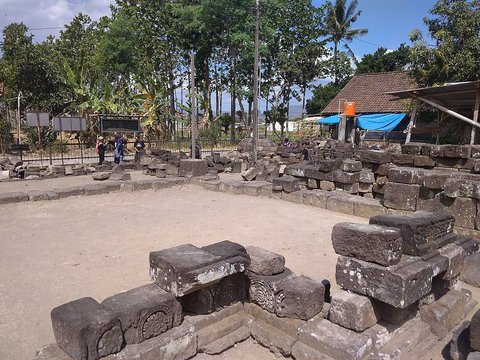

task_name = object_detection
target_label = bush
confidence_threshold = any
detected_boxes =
[0,115,14,153]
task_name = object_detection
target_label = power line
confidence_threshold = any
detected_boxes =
[28,27,64,31]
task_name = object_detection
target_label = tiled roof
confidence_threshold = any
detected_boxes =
[321,71,417,115]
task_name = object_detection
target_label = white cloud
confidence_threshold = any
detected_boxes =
[0,0,113,42]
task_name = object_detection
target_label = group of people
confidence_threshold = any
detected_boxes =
[95,134,145,165]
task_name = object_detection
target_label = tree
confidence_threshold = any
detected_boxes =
[306,82,342,114]
[356,44,411,74]
[410,0,480,86]
[323,0,367,84]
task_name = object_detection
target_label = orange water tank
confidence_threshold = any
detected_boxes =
[343,101,356,117]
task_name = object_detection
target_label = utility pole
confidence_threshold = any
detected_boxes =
[17,91,22,145]
[252,0,260,165]
[190,52,197,159]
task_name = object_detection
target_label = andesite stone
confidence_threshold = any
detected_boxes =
[383,182,420,211]
[246,246,285,276]
[332,222,402,266]
[471,309,480,351]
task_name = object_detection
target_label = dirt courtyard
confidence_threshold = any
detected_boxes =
[0,182,369,359]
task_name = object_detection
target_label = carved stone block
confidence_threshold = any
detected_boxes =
[246,246,285,276]
[51,297,123,360]
[101,284,182,344]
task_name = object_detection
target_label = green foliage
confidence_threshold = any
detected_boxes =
[306,82,343,114]
[199,121,222,150]
[22,126,58,149]
[410,0,480,86]
[0,114,14,153]
[356,44,411,73]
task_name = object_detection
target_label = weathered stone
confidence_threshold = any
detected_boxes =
[470,310,480,351]
[181,273,247,314]
[316,159,343,172]
[373,300,418,325]
[338,182,359,194]
[461,253,480,287]
[443,197,477,229]
[51,297,123,360]
[320,180,335,191]
[247,269,296,313]
[402,143,423,155]
[444,178,477,198]
[101,284,182,345]
[450,321,473,360]
[307,178,319,189]
[0,191,29,204]
[84,183,120,195]
[326,195,354,215]
[272,175,300,193]
[328,290,379,332]
[444,145,471,159]
[104,321,196,360]
[178,159,207,177]
[372,183,386,195]
[332,170,360,184]
[352,197,385,218]
[388,167,426,184]
[282,189,309,204]
[250,319,296,357]
[358,182,373,193]
[358,150,392,164]
[468,352,480,360]
[291,341,335,360]
[392,153,414,165]
[420,290,465,340]
[149,243,249,296]
[336,255,433,308]
[303,189,334,208]
[342,160,362,172]
[246,246,285,276]
[297,316,374,360]
[383,182,421,211]
[422,170,455,190]
[274,275,324,320]
[370,211,455,256]
[414,155,436,168]
[375,163,397,176]
[359,170,375,184]
[332,223,402,266]
[54,187,85,199]
[242,167,259,181]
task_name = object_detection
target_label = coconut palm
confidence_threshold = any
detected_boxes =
[324,0,368,84]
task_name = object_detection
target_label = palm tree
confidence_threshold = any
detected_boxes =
[324,0,368,84]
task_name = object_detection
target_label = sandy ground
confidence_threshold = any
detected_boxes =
[0,174,478,360]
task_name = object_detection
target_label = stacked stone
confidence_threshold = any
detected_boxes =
[356,149,394,200]
[400,143,471,169]
[141,157,168,178]
[204,152,245,174]
[245,246,325,321]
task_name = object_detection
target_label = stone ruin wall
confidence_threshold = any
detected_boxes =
[35,209,480,360]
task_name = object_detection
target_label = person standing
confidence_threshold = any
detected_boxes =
[96,136,107,165]
[134,135,145,162]
[114,134,124,164]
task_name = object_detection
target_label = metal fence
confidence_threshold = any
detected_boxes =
[18,139,241,165]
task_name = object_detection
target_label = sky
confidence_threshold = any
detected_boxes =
[0,0,437,54]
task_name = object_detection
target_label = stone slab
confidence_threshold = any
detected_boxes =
[272,175,300,193]
[101,284,182,344]
[246,246,285,276]
[461,253,480,287]
[0,191,29,204]
[383,182,420,211]
[250,320,297,357]
[51,297,123,360]
[358,150,392,164]
[178,159,207,177]
[328,290,379,332]
[326,195,355,215]
[336,256,433,308]
[352,197,386,218]
[332,222,402,266]
[450,321,472,360]
[471,310,480,351]
[149,243,249,297]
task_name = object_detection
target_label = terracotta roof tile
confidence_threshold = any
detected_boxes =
[321,71,417,115]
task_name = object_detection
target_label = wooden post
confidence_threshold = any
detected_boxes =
[405,100,419,144]
[190,52,197,159]
[470,90,480,145]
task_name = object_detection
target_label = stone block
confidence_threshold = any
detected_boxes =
[444,178,478,198]
[375,163,397,176]
[373,300,418,325]
[423,170,455,190]
[272,175,300,193]
[149,243,249,296]
[342,160,362,172]
[326,195,354,215]
[422,144,444,157]
[471,310,480,351]
[291,341,335,360]
[438,243,464,280]
[372,183,386,195]
[250,320,296,357]
[320,180,335,191]
[328,290,379,332]
[316,159,343,172]
[370,211,455,256]
[392,153,414,165]
[282,189,309,204]
[388,166,426,184]
[336,255,433,308]
[402,143,423,155]
[358,150,392,164]
[445,197,476,229]
[101,284,182,345]
[359,170,375,184]
[274,275,324,320]
[332,223,402,266]
[241,167,259,181]
[450,321,473,360]
[307,178,319,189]
[247,269,296,313]
[383,182,420,211]
[181,273,247,314]
[104,321,196,360]
[358,183,373,193]
[332,170,360,184]
[414,155,436,168]
[303,189,334,208]
[178,159,207,177]
[51,297,123,360]
[461,253,480,287]
[0,191,29,204]
[338,182,359,194]
[54,187,85,199]
[246,246,285,276]
[297,316,374,360]
[469,352,480,360]
[284,162,308,177]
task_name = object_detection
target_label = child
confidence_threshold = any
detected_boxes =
[96,136,106,165]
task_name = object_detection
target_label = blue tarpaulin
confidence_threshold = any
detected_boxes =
[318,113,406,131]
